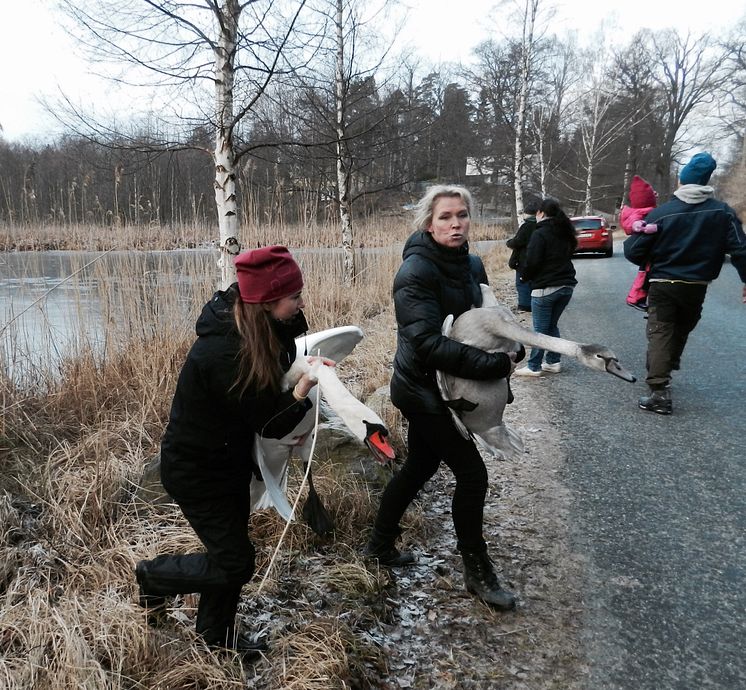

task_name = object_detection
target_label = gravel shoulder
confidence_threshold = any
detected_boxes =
[356,363,589,689]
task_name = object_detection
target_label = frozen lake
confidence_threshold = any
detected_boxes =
[0,249,217,383]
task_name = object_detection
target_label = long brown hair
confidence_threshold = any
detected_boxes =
[539,197,578,251]
[232,299,284,396]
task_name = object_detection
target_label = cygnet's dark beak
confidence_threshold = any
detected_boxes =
[363,421,396,464]
[603,356,636,382]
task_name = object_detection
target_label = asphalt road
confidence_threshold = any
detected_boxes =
[527,240,745,690]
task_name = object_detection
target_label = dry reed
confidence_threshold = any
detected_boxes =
[0,217,510,253]
[0,222,512,688]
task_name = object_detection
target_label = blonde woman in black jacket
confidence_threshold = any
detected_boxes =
[515,198,578,376]
[366,185,518,611]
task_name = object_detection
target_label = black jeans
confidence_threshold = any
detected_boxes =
[646,281,707,389]
[138,484,255,647]
[373,412,489,553]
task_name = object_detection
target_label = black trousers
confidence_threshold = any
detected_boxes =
[373,411,489,553]
[646,281,707,390]
[138,484,255,647]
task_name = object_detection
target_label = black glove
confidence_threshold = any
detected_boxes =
[514,344,526,363]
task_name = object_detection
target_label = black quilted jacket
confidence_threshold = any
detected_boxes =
[160,285,311,500]
[389,231,512,415]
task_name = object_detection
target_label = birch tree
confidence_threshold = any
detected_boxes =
[59,0,309,287]
[570,47,650,214]
[280,0,398,285]
[472,0,552,217]
[512,0,541,217]
[527,38,577,197]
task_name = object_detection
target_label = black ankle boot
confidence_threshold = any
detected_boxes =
[135,561,170,627]
[460,549,516,611]
[638,388,672,415]
[365,527,416,567]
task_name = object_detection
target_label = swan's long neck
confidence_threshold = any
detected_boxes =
[315,365,384,441]
[482,312,582,357]
[495,321,580,356]
[283,357,384,441]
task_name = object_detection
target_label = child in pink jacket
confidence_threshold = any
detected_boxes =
[620,175,658,310]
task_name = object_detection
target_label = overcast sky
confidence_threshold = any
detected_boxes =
[1,0,744,142]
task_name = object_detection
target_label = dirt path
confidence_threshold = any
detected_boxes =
[356,363,589,689]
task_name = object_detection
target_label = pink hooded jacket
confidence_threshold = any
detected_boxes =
[620,175,657,235]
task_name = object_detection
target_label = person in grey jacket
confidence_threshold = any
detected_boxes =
[366,184,519,611]
[624,152,746,414]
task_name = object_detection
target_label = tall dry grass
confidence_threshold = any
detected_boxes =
[0,226,512,689]
[0,216,510,253]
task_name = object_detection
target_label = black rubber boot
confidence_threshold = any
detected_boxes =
[210,633,269,662]
[365,527,416,567]
[638,388,672,415]
[135,561,170,628]
[460,549,516,611]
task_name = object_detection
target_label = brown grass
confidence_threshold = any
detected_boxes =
[0,222,512,688]
[0,217,510,253]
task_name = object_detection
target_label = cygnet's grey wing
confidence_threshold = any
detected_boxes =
[436,314,473,441]
[454,377,523,460]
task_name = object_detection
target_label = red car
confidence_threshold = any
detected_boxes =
[571,216,615,257]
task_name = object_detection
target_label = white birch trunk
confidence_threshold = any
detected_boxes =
[214,0,241,289]
[335,0,355,285]
[513,0,538,218]
[538,131,547,197]
[622,143,633,208]
[584,159,594,215]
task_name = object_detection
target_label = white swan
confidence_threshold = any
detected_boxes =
[436,285,635,460]
[251,326,394,535]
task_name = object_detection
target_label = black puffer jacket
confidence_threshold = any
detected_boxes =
[506,216,537,270]
[520,218,578,290]
[389,231,512,415]
[160,285,311,500]
[624,195,746,282]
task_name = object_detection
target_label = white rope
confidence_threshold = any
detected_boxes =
[256,357,322,595]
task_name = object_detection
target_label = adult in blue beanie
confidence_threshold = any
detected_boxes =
[678,152,717,185]
[624,151,746,415]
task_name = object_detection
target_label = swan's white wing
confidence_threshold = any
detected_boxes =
[436,314,472,441]
[251,435,294,521]
[295,326,364,363]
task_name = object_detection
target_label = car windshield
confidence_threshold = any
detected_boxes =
[573,219,602,230]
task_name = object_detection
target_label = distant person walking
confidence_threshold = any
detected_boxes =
[506,198,541,312]
[514,198,578,377]
[624,152,746,415]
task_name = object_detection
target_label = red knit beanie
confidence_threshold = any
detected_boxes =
[628,175,656,208]
[234,245,303,304]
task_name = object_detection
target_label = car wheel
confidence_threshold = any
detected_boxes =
[604,244,614,258]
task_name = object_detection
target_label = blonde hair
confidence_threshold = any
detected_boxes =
[232,299,283,395]
[412,185,473,231]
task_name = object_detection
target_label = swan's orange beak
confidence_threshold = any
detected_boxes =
[363,421,396,464]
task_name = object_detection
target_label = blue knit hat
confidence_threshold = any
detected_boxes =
[679,152,716,185]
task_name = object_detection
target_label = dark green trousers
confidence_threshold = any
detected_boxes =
[645,281,707,389]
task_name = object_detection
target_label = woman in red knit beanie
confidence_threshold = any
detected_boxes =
[135,245,325,656]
